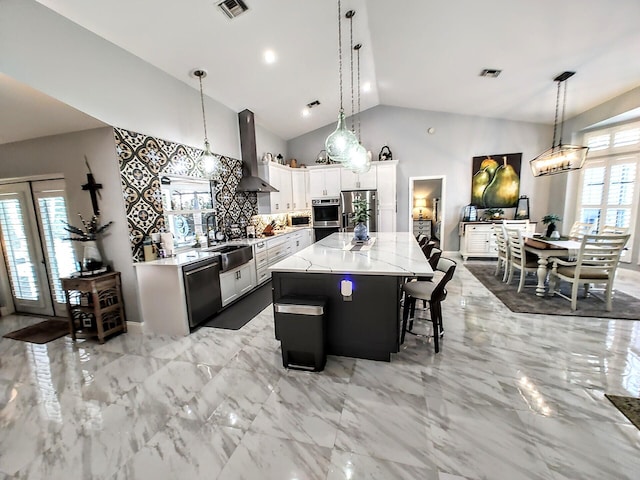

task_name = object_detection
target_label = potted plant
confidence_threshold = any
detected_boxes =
[542,214,561,238]
[63,214,113,272]
[352,198,371,241]
[483,207,504,221]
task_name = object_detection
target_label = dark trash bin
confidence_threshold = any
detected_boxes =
[274,296,327,372]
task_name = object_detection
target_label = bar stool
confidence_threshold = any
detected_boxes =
[401,258,457,353]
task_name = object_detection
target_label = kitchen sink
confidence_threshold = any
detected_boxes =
[206,244,253,272]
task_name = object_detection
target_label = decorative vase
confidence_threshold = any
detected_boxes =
[82,240,103,271]
[545,222,556,238]
[353,222,368,241]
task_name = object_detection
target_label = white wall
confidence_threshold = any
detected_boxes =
[288,105,553,250]
[255,123,288,163]
[0,128,141,321]
[0,0,241,158]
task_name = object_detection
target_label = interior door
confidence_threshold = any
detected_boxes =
[0,180,76,316]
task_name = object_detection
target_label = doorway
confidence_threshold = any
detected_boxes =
[408,175,446,250]
[0,179,76,317]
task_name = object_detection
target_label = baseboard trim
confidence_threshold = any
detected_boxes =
[126,321,144,334]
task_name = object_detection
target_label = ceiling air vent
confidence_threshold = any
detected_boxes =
[218,0,249,19]
[480,68,502,78]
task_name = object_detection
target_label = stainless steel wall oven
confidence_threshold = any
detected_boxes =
[312,197,341,241]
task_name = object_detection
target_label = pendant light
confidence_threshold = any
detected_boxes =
[530,71,589,177]
[349,41,372,174]
[192,69,221,178]
[325,0,359,163]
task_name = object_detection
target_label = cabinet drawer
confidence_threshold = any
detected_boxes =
[256,255,269,269]
[257,267,271,284]
[254,241,267,252]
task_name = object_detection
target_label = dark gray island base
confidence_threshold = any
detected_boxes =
[272,271,403,361]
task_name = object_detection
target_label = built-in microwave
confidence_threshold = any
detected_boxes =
[311,197,340,227]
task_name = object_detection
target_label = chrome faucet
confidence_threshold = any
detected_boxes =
[206,214,216,247]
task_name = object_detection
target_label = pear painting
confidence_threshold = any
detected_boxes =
[470,153,521,208]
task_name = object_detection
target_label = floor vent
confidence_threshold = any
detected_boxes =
[218,0,249,19]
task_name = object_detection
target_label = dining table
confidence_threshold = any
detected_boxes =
[523,236,583,296]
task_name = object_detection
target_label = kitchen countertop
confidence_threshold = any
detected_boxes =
[133,226,312,267]
[269,232,433,277]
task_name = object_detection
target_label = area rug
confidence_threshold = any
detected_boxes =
[605,394,640,430]
[466,264,640,320]
[3,319,69,344]
[203,280,272,330]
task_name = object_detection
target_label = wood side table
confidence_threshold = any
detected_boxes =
[61,271,127,343]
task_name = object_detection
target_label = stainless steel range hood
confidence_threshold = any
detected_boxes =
[236,109,278,193]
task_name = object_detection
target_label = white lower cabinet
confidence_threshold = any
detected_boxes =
[459,222,536,260]
[220,260,256,307]
[253,228,312,286]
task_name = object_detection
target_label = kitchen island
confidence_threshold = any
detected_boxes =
[269,232,433,361]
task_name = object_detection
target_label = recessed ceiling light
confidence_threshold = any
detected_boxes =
[302,108,310,117]
[480,68,502,78]
[362,82,371,92]
[264,49,276,64]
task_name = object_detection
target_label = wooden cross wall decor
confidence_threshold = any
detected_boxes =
[82,156,103,216]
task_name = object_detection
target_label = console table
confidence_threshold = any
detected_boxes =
[61,271,127,343]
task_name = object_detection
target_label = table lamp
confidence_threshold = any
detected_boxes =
[414,198,427,219]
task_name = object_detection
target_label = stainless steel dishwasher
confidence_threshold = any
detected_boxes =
[183,257,222,328]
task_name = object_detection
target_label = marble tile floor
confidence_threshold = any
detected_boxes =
[1,263,639,479]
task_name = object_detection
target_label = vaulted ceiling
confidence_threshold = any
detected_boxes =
[3,0,640,144]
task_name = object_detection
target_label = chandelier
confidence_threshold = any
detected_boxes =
[530,71,589,177]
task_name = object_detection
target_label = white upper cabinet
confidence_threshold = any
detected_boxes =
[340,168,377,190]
[308,166,341,198]
[375,161,397,232]
[291,168,309,211]
[258,163,292,214]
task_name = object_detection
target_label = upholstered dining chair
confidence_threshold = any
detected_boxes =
[505,228,538,293]
[569,221,595,240]
[421,240,436,258]
[401,257,457,353]
[549,233,630,311]
[493,223,509,282]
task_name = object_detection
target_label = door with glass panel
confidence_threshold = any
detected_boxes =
[0,180,77,316]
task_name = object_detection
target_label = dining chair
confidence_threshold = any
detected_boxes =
[569,221,595,240]
[600,225,629,235]
[548,233,630,311]
[505,228,539,293]
[401,257,456,353]
[493,223,509,282]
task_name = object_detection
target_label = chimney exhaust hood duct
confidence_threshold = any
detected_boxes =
[237,109,278,193]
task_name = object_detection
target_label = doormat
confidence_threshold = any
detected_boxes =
[203,281,272,330]
[3,319,69,344]
[466,264,640,320]
[605,394,640,430]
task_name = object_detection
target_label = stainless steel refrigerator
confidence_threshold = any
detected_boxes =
[340,190,378,233]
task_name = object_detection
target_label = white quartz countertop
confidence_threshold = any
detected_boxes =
[132,226,312,268]
[269,232,433,277]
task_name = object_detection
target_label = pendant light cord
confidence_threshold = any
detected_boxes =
[356,44,362,142]
[559,80,568,147]
[348,10,355,132]
[337,0,344,112]
[551,80,561,149]
[198,74,209,143]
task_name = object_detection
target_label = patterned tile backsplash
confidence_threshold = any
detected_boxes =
[114,127,257,261]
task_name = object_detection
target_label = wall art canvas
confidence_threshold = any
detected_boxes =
[471,152,522,208]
